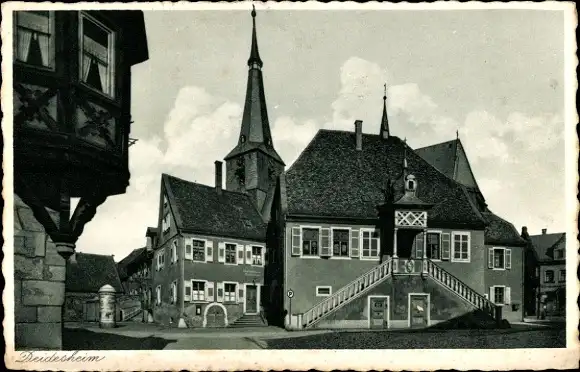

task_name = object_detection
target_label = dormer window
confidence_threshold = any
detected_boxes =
[15,11,54,69]
[406,175,417,192]
[79,13,116,97]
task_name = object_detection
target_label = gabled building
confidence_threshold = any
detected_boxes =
[151,7,527,330]
[525,229,566,317]
[150,8,280,328]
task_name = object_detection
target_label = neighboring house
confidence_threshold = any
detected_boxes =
[64,253,124,322]
[150,8,526,330]
[527,229,566,317]
[117,229,155,322]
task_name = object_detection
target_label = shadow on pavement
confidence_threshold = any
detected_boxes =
[63,328,176,350]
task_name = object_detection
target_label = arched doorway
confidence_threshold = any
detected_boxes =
[204,303,228,328]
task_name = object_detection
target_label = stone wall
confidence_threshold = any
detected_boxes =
[14,194,65,350]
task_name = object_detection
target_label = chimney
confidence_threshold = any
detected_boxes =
[215,161,223,194]
[542,228,547,235]
[146,237,152,251]
[521,226,530,240]
[354,120,363,151]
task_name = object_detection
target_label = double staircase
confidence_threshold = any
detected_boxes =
[301,258,394,328]
[300,258,498,329]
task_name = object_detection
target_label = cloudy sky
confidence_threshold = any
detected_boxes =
[73,5,568,259]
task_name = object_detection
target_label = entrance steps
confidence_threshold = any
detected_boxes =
[230,314,268,328]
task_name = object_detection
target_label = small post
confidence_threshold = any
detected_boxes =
[99,284,117,328]
[495,306,503,327]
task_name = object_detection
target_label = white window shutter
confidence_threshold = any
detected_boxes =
[218,242,226,263]
[184,281,191,302]
[350,229,360,258]
[174,241,178,262]
[506,249,512,269]
[261,247,266,266]
[238,284,245,304]
[505,287,511,305]
[441,233,451,260]
[415,232,424,258]
[489,287,495,304]
[320,228,331,257]
[216,282,224,302]
[245,245,252,264]
[206,241,214,262]
[236,244,243,264]
[291,227,302,256]
[206,281,215,302]
[488,248,494,269]
[185,243,192,260]
[156,254,159,271]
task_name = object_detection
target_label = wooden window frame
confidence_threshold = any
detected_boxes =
[331,227,351,259]
[451,231,471,263]
[223,281,238,303]
[315,285,332,297]
[360,228,380,261]
[191,238,207,263]
[191,280,207,302]
[14,11,56,70]
[224,242,238,266]
[300,226,322,259]
[426,231,442,261]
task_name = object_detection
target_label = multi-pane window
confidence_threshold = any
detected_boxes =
[361,230,379,258]
[426,232,440,260]
[493,248,505,269]
[224,283,237,303]
[15,11,54,68]
[192,281,205,301]
[252,246,263,265]
[302,228,319,256]
[493,286,505,305]
[225,244,237,264]
[157,249,165,270]
[559,270,566,282]
[192,240,205,262]
[544,270,554,283]
[316,286,332,297]
[80,14,115,97]
[452,232,470,261]
[332,229,350,257]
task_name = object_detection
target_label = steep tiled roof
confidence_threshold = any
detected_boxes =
[117,247,149,280]
[66,253,123,293]
[163,174,267,241]
[482,211,527,247]
[415,139,458,180]
[530,233,566,261]
[285,130,486,228]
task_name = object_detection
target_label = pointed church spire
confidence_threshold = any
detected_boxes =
[224,5,284,165]
[248,4,263,69]
[380,83,390,139]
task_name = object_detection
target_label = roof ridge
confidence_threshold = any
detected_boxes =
[164,173,255,198]
[414,138,458,152]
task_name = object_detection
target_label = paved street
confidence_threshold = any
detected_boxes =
[63,321,566,350]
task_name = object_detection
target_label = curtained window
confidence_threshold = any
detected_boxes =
[80,14,115,97]
[15,11,53,68]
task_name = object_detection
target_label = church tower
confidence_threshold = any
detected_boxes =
[225,6,285,214]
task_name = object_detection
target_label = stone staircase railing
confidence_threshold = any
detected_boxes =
[301,258,393,328]
[426,259,498,319]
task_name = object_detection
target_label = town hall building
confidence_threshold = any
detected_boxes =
[148,7,526,329]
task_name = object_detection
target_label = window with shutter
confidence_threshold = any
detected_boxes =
[224,283,237,303]
[415,232,424,258]
[191,239,206,262]
[332,228,350,257]
[251,246,264,266]
[441,233,450,260]
[505,287,511,305]
[302,228,320,257]
[492,286,506,305]
[192,280,206,301]
[224,243,237,264]
[245,245,252,263]
[488,248,494,269]
[505,249,511,269]
[320,228,331,257]
[350,229,360,258]
[426,232,441,260]
[360,229,379,259]
[218,242,226,263]
[490,248,509,270]
[451,232,470,262]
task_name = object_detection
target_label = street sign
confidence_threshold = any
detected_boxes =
[287,289,294,298]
